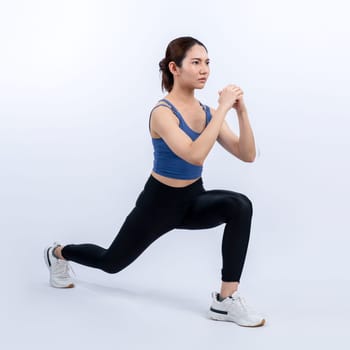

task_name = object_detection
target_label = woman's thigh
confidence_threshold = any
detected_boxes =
[177,189,252,230]
[105,205,180,258]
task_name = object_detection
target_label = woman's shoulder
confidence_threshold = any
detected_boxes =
[149,99,172,114]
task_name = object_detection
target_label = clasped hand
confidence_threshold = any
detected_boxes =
[218,84,245,112]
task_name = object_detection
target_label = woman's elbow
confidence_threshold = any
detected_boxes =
[235,144,256,163]
[189,157,204,166]
[240,151,256,163]
[186,149,205,166]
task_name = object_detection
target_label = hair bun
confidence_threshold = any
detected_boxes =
[159,58,167,71]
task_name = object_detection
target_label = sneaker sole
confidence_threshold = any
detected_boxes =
[43,246,75,289]
[208,310,266,327]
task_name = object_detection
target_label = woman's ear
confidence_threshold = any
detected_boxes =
[168,61,179,76]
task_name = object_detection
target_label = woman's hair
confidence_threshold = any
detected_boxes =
[159,36,207,92]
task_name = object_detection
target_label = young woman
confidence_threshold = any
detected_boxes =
[44,36,265,327]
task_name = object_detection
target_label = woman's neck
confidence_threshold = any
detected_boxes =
[166,85,196,105]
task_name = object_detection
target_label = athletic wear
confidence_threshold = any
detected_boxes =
[151,99,212,180]
[44,242,75,288]
[61,174,252,282]
[208,291,265,327]
[44,96,264,322]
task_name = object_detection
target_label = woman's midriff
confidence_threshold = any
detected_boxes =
[151,171,200,188]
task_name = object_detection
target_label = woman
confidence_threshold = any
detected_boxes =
[44,36,265,327]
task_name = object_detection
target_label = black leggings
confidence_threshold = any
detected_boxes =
[62,175,253,282]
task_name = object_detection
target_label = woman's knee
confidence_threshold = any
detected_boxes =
[224,193,253,219]
[239,194,253,216]
[99,256,125,274]
[101,264,123,274]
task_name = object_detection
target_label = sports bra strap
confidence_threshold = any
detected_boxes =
[149,99,211,132]
[148,103,173,132]
[158,99,180,115]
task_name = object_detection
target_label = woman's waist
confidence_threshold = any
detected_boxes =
[151,171,200,188]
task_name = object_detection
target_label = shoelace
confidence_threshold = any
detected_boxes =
[229,294,254,314]
[236,296,249,311]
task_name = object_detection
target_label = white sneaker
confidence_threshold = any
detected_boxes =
[208,291,265,327]
[44,242,75,288]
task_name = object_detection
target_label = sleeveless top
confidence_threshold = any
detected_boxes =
[150,98,212,180]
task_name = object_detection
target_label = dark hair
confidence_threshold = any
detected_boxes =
[159,36,207,92]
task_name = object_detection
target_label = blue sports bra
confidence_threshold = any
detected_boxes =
[150,98,212,180]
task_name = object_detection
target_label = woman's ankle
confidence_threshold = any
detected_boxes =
[220,281,239,299]
[53,245,65,260]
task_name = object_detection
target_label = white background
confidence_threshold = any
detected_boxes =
[1,0,350,349]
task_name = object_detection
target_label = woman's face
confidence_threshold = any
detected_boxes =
[175,44,210,90]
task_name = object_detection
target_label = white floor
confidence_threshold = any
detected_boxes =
[3,238,350,350]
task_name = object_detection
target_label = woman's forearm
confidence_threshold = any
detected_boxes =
[189,105,229,165]
[236,107,256,162]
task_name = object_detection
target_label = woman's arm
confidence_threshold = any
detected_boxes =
[151,103,230,166]
[151,85,241,166]
[236,107,256,162]
[215,96,256,162]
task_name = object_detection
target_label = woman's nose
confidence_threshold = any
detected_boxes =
[200,65,209,74]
